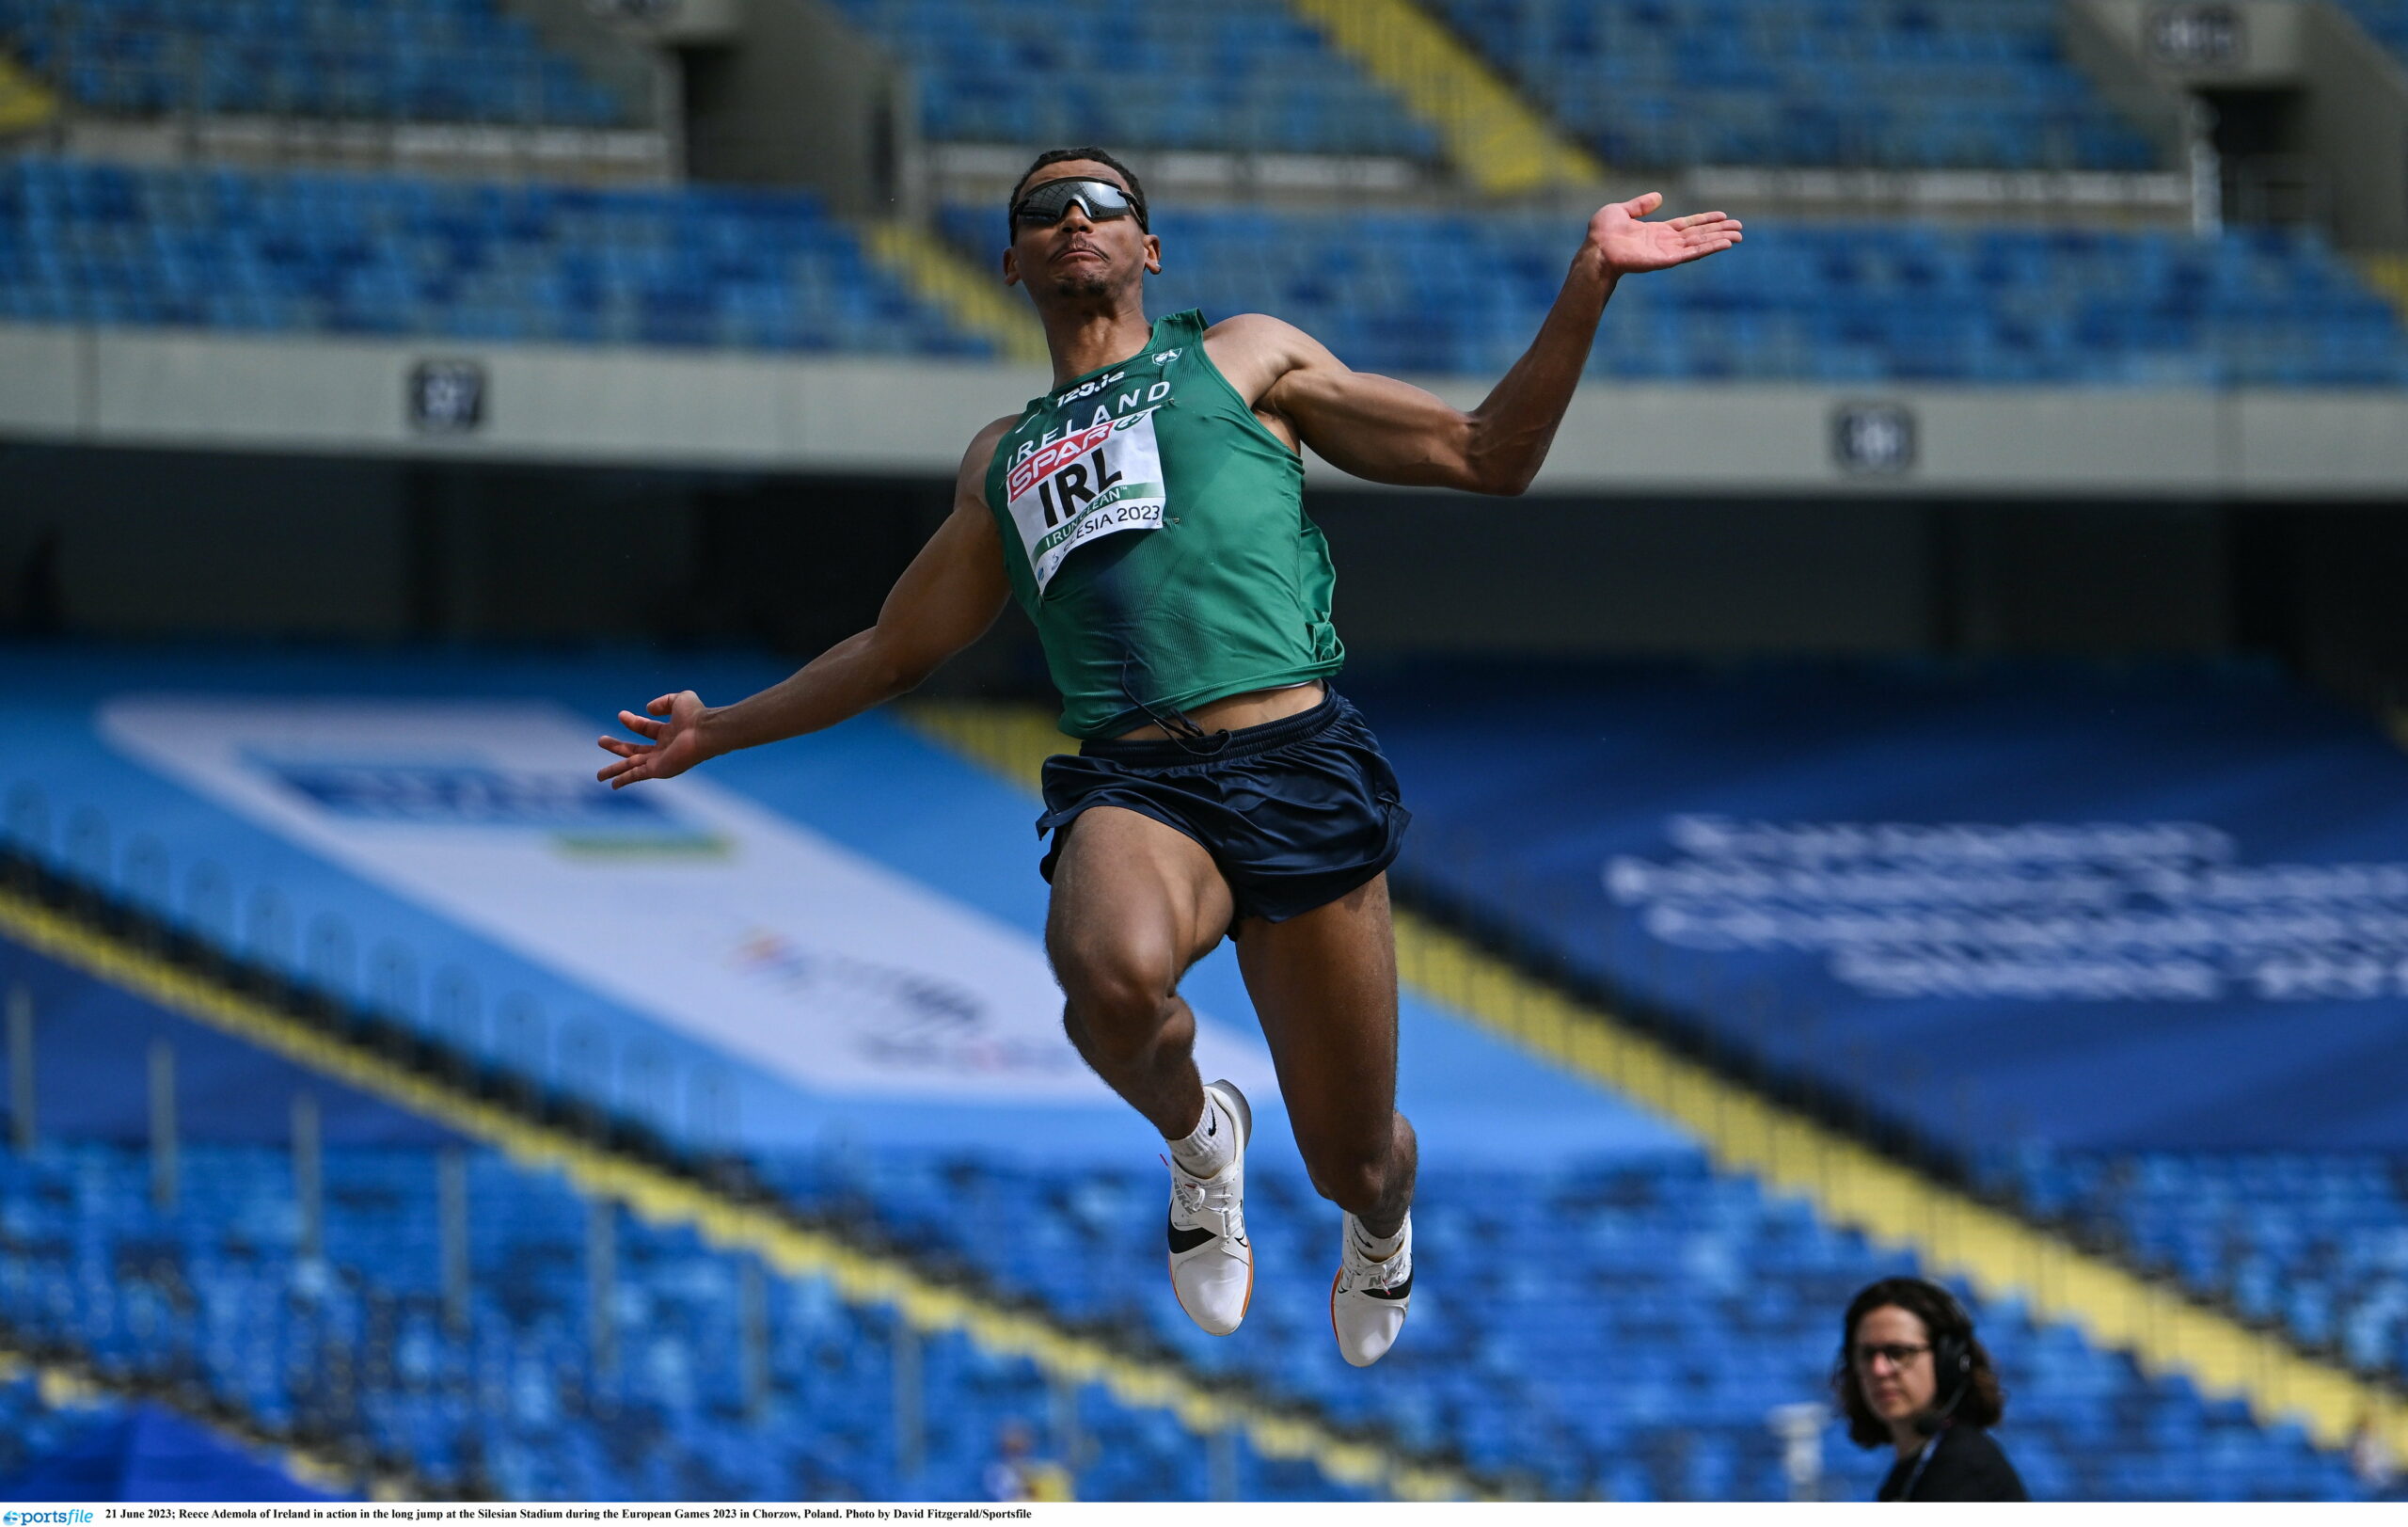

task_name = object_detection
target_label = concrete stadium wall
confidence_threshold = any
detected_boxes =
[4,324,2405,500]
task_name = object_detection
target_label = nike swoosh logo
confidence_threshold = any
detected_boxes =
[1168,1218,1216,1254]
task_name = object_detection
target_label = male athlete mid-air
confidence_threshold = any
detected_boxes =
[599,149,1740,1365]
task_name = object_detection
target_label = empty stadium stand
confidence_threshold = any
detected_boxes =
[23,145,2388,385]
[2,0,2399,396]
[770,1146,2374,1501]
[2004,1148,2408,1380]
[0,1140,1323,1501]
[0,157,980,352]
[5,647,2405,1500]
[9,149,2394,387]
[6,0,2408,1504]
[944,204,2408,386]
[1427,0,2162,171]
[0,0,631,126]
[821,0,1436,161]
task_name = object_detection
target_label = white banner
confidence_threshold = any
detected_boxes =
[98,697,1276,1105]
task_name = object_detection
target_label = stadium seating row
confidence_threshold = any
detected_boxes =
[0,1124,2377,1502]
[768,1148,2375,1502]
[0,1142,1334,1502]
[26,0,2402,187]
[0,0,629,126]
[0,158,982,354]
[1427,0,2162,170]
[822,0,1435,160]
[977,206,2408,387]
[2000,1148,2408,1380]
[828,0,2175,174]
[7,156,2403,387]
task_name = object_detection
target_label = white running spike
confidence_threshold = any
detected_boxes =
[1331,1209,1412,1367]
[1166,1079,1253,1336]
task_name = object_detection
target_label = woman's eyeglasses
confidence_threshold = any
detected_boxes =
[1854,1342,1932,1369]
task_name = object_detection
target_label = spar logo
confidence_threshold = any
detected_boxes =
[1007,413,1125,524]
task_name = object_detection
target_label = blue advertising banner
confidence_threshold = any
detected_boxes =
[1354,662,2408,1152]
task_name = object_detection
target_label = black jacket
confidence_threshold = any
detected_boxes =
[1878,1425,2030,1502]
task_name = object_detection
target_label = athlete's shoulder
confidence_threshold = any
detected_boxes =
[1202,311,1316,350]
[955,413,1022,498]
[1203,313,1342,405]
[965,412,1020,460]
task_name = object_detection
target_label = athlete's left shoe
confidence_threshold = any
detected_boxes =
[1330,1209,1413,1367]
[1166,1079,1254,1336]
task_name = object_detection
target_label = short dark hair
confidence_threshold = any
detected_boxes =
[1006,146,1149,236]
[1832,1276,2005,1448]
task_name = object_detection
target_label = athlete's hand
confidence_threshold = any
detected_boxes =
[1589,192,1742,275]
[596,690,712,789]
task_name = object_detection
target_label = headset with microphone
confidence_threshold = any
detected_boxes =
[1908,1277,1975,1434]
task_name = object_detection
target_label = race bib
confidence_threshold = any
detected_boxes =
[1004,407,1167,594]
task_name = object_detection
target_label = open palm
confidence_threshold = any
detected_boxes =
[1590,191,1743,275]
[595,689,711,789]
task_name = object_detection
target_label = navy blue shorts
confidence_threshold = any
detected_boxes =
[1037,689,1412,926]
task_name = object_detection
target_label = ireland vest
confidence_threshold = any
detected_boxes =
[983,310,1344,740]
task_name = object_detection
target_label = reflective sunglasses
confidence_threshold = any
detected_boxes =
[1011,177,1147,231]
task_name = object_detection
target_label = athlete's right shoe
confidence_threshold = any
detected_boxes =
[1166,1079,1253,1336]
[1330,1209,1413,1367]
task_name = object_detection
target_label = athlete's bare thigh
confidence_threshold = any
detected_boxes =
[1046,805,1231,981]
[1043,806,1233,1136]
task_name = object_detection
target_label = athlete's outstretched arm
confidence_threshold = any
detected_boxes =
[1240,191,1739,496]
[596,421,1016,788]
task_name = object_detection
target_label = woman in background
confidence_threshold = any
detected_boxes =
[1834,1276,2030,1502]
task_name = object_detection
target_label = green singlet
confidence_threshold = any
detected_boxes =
[983,310,1344,740]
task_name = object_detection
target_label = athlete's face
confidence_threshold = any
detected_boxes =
[1003,160,1161,303]
[1852,1305,1940,1426]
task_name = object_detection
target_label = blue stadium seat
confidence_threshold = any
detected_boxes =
[940,203,2408,388]
[2002,1144,2408,1384]
[1428,0,2161,171]
[0,1141,1337,1502]
[756,1146,2384,1501]
[0,158,984,358]
[821,0,1437,160]
[13,156,2400,387]
[0,0,633,127]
